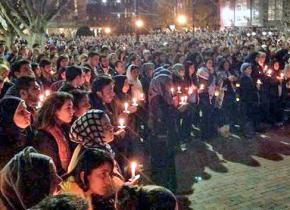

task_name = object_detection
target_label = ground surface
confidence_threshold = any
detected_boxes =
[176,126,290,210]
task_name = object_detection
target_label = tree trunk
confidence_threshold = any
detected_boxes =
[26,31,45,49]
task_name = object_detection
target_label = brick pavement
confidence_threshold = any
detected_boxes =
[176,126,290,210]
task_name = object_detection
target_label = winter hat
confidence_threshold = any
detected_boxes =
[240,63,252,73]
[196,67,210,80]
[0,96,23,125]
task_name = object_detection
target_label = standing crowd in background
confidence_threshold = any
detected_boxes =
[0,28,289,209]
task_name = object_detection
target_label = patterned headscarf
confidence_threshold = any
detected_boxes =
[148,74,173,105]
[69,109,110,150]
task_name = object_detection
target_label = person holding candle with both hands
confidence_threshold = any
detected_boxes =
[148,72,188,193]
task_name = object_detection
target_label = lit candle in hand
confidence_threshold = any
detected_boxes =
[236,83,240,88]
[170,87,174,95]
[130,161,137,179]
[140,93,145,101]
[188,87,193,95]
[199,84,205,90]
[257,79,262,85]
[118,118,126,129]
[214,90,220,97]
[45,90,50,97]
[123,102,130,113]
[132,98,138,106]
[39,94,45,102]
[177,86,182,94]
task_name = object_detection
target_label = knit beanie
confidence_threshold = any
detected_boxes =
[240,63,252,73]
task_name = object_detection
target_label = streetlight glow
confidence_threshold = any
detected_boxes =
[104,27,111,34]
[177,15,187,25]
[135,19,144,28]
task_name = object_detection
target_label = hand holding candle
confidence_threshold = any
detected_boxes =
[132,98,138,106]
[170,87,175,95]
[118,118,126,129]
[130,161,137,179]
[44,90,50,97]
[177,86,182,94]
[123,102,130,113]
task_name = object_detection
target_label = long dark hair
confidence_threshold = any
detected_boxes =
[34,92,73,129]
[71,148,114,192]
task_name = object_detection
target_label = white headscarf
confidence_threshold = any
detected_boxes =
[126,64,144,100]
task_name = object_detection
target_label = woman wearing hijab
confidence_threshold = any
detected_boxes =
[0,96,32,168]
[126,64,144,101]
[148,74,180,193]
[69,109,125,179]
[33,92,74,175]
[172,63,186,90]
[0,147,62,210]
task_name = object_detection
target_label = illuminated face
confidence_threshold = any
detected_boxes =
[97,82,115,104]
[86,162,113,196]
[56,99,74,124]
[101,114,114,143]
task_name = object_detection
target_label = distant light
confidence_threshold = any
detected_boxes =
[177,15,187,25]
[104,27,111,34]
[102,0,107,3]
[262,31,267,36]
[135,19,144,28]
[117,13,121,18]
[252,32,256,36]
[169,24,176,31]
[116,0,121,2]
[247,33,251,37]
[268,31,273,35]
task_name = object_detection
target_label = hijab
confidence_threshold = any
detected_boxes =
[126,65,143,100]
[148,74,173,105]
[0,96,22,126]
[69,109,112,153]
[0,147,52,210]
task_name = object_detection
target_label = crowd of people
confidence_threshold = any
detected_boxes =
[0,28,289,209]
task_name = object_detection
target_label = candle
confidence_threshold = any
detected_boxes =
[140,93,145,101]
[266,70,272,77]
[280,73,284,79]
[132,98,138,106]
[177,86,181,94]
[188,87,193,95]
[214,90,220,97]
[36,101,42,109]
[123,102,130,113]
[39,94,45,102]
[118,118,126,129]
[130,161,137,179]
[257,79,262,85]
[236,97,240,102]
[236,83,240,88]
[44,90,50,97]
[199,84,205,90]
[50,70,54,75]
[179,96,188,105]
[170,87,174,95]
